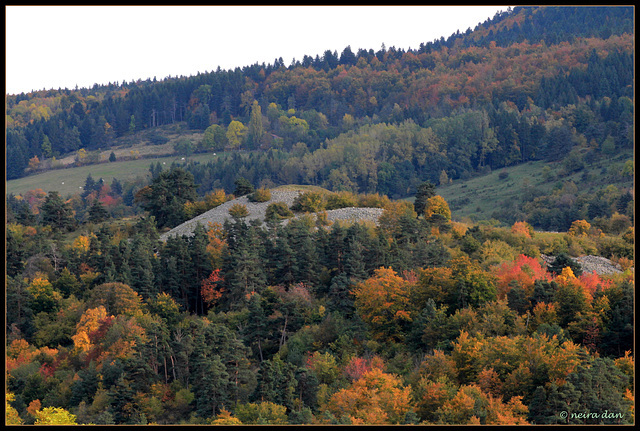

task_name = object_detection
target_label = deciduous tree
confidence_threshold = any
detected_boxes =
[323,367,413,425]
[352,267,415,342]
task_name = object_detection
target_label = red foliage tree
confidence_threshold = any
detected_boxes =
[494,254,551,298]
[201,269,224,306]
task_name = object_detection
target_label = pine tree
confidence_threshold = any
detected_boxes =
[192,352,230,419]
[244,292,269,362]
[189,224,213,314]
[40,191,75,231]
[287,219,318,288]
[233,177,255,197]
[87,199,109,223]
[256,356,298,411]
[141,167,198,228]
[222,219,266,309]
[129,234,156,300]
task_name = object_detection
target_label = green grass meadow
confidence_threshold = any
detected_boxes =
[6,153,223,198]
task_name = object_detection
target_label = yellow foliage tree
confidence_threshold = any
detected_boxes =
[556,266,577,285]
[234,401,288,424]
[229,203,249,219]
[76,148,87,164]
[378,200,417,240]
[226,120,247,149]
[33,407,77,425]
[28,155,40,170]
[530,302,559,331]
[424,195,452,220]
[205,189,228,208]
[415,266,455,305]
[72,234,95,253]
[28,276,62,313]
[210,409,243,425]
[5,393,22,425]
[568,219,591,236]
[72,306,109,354]
[206,222,226,269]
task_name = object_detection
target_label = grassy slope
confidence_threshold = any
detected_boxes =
[436,150,634,224]
[6,124,208,197]
[7,154,206,197]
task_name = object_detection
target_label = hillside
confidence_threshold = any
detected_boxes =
[436,149,634,225]
[6,6,634,235]
[5,6,635,426]
[7,7,634,183]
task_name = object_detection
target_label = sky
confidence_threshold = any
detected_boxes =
[5,5,510,95]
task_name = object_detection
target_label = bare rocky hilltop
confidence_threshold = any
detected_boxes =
[160,189,384,241]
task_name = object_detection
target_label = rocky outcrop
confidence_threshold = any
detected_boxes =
[160,190,384,241]
[574,255,625,275]
[541,253,624,275]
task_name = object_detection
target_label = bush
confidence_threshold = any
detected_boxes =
[265,202,294,221]
[235,402,288,425]
[248,188,271,203]
[229,203,249,219]
[325,191,357,210]
[291,192,324,213]
[357,193,392,209]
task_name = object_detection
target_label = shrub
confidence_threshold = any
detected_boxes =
[248,188,271,203]
[229,203,249,219]
[357,193,392,209]
[325,191,358,210]
[265,202,294,221]
[291,192,325,213]
[235,402,288,425]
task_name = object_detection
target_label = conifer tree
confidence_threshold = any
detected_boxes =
[40,191,75,231]
[189,224,213,314]
[222,219,266,309]
[413,181,436,217]
[129,234,156,300]
[256,356,298,411]
[87,198,109,223]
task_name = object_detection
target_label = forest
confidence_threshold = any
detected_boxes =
[5,6,635,425]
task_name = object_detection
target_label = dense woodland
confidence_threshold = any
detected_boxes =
[5,6,635,425]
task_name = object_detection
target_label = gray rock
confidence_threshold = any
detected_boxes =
[540,253,624,276]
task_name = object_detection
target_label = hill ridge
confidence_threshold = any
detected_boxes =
[160,189,384,241]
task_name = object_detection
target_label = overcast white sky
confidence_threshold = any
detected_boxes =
[5,5,509,95]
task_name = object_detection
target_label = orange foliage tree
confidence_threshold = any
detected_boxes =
[343,355,386,382]
[206,222,226,269]
[323,367,413,424]
[352,267,416,342]
[511,221,534,238]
